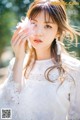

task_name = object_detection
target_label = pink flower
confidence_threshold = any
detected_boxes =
[16,17,35,36]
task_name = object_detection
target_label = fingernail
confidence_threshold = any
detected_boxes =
[18,29,23,34]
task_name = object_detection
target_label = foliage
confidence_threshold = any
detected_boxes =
[0,0,33,57]
[0,0,80,65]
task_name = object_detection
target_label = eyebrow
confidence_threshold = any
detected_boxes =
[32,19,53,24]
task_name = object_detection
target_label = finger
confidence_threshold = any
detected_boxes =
[11,30,24,45]
[12,33,27,46]
[12,36,27,51]
[22,29,30,34]
[21,36,28,45]
[14,27,21,34]
[11,28,21,42]
[16,34,28,46]
[12,28,26,42]
[11,27,21,41]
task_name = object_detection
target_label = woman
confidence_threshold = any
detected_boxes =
[0,0,80,120]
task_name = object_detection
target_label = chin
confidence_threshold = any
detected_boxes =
[32,45,43,50]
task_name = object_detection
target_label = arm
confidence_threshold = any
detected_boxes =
[68,65,80,120]
[12,58,24,92]
[0,54,28,105]
[1,22,32,103]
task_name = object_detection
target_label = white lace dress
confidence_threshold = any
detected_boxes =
[0,54,80,120]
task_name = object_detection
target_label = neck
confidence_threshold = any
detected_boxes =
[35,48,51,60]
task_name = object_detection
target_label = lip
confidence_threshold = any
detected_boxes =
[34,39,43,43]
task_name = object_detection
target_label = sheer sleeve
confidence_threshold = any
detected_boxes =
[0,58,21,104]
[68,65,80,120]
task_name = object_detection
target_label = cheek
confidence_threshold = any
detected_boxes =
[28,36,34,42]
[48,29,56,36]
[46,32,55,40]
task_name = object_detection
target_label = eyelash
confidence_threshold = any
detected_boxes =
[45,25,52,29]
[31,22,36,26]
[31,22,52,29]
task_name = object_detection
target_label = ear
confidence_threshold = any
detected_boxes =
[55,30,60,37]
[56,33,60,38]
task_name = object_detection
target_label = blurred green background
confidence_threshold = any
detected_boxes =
[0,0,80,83]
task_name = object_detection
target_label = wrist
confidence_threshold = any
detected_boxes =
[15,57,24,64]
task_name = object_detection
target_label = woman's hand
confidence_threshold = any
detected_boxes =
[11,27,28,61]
[11,17,35,62]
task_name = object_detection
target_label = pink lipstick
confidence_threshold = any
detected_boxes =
[34,39,42,43]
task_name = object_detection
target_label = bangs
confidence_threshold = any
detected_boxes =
[28,4,57,24]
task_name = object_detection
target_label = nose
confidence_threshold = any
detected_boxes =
[34,28,43,36]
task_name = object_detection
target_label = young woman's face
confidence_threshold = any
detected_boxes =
[29,11,59,50]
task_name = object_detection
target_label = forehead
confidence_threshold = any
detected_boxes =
[33,11,52,22]
[30,10,56,23]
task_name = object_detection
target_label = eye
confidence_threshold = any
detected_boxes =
[31,22,35,24]
[31,22,37,27]
[45,25,52,29]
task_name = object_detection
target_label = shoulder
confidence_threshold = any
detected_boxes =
[61,53,80,82]
[61,53,80,69]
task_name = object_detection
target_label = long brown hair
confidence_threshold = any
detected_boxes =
[24,0,80,84]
